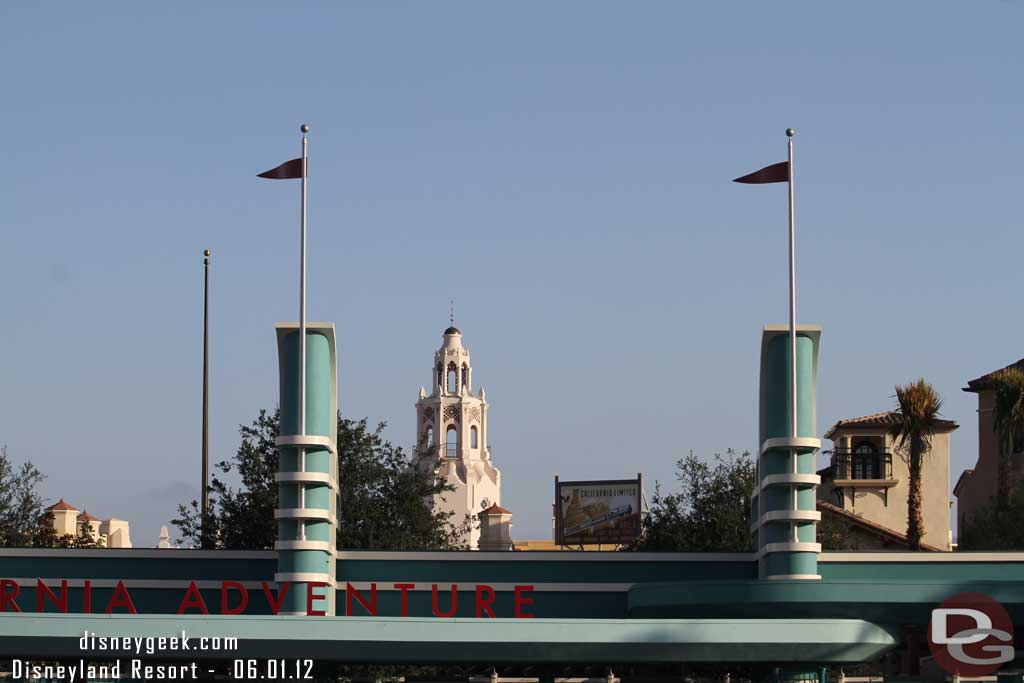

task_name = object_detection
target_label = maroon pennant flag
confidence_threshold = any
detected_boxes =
[257,157,304,179]
[733,161,788,184]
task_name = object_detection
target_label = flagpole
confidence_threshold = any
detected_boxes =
[299,123,309,472]
[201,248,211,547]
[786,128,797,440]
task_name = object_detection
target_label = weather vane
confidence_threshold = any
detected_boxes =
[449,298,455,327]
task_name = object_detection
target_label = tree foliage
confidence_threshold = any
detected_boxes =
[0,445,48,548]
[959,484,1024,550]
[991,368,1024,508]
[892,378,943,551]
[0,445,103,548]
[173,409,470,550]
[628,449,755,552]
[32,520,104,548]
[817,510,870,551]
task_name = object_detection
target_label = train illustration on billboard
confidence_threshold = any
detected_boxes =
[554,475,643,546]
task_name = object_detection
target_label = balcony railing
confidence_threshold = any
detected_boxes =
[831,450,893,481]
[412,443,462,459]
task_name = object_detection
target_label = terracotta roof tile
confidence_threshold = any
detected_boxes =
[479,503,511,516]
[46,498,78,512]
[963,358,1024,393]
[954,469,975,497]
[77,511,100,522]
[825,411,957,439]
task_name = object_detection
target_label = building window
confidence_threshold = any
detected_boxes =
[425,427,434,447]
[852,441,880,479]
[462,363,469,390]
[470,426,478,449]
[446,426,458,458]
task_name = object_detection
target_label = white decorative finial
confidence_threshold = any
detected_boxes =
[449,298,455,327]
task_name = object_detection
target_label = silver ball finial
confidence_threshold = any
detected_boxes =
[203,249,211,258]
[786,128,795,137]
[300,124,309,134]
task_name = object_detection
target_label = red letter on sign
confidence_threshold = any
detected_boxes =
[104,580,138,614]
[220,581,249,615]
[0,579,21,612]
[475,585,496,618]
[513,585,535,618]
[306,582,328,616]
[37,579,69,613]
[346,583,377,616]
[431,584,458,618]
[262,582,291,615]
[177,581,210,615]
[394,583,414,617]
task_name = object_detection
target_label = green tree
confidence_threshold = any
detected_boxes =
[960,484,1024,550]
[892,378,944,551]
[817,510,868,551]
[0,445,47,548]
[628,449,755,552]
[991,368,1024,509]
[32,519,103,548]
[173,409,470,550]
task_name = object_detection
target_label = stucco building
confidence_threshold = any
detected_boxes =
[415,326,501,549]
[43,498,132,548]
[816,411,957,551]
[954,357,1024,536]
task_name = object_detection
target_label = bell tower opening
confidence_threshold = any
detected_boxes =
[447,362,458,395]
[445,426,458,458]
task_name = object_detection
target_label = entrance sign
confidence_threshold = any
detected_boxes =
[0,579,535,619]
[554,475,642,546]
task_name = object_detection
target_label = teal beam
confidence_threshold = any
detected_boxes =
[0,613,897,664]
[275,323,339,615]
[627,578,1024,623]
[756,325,822,580]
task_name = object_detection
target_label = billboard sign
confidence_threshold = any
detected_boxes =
[555,475,642,546]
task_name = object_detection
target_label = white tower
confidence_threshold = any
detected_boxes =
[415,325,501,549]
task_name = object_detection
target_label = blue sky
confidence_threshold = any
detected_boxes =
[2,2,1021,546]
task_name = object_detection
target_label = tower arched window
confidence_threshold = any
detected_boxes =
[470,426,478,449]
[424,427,434,448]
[447,361,458,394]
[852,441,879,480]
[462,363,470,391]
[445,426,458,459]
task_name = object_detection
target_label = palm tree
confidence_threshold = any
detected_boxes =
[991,368,1024,509]
[892,379,944,550]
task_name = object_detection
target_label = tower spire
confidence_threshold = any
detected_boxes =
[449,298,455,328]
